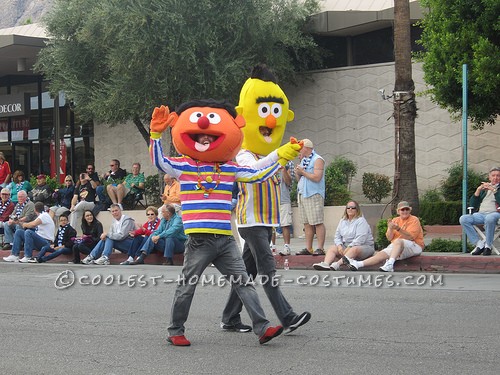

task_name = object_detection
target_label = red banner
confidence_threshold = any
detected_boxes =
[50,140,67,183]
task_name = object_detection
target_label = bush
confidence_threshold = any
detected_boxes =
[420,188,444,203]
[419,201,462,225]
[441,163,486,201]
[324,157,356,206]
[425,238,473,253]
[145,174,162,206]
[362,172,392,203]
[375,218,391,250]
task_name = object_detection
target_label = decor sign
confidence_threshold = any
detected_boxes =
[0,93,31,118]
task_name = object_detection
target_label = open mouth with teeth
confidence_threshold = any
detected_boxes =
[181,133,225,152]
[259,126,273,143]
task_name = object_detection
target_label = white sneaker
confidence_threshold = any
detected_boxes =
[270,244,276,254]
[379,260,394,272]
[81,255,95,264]
[95,256,110,265]
[3,255,19,262]
[19,256,34,263]
[279,244,291,256]
[330,262,340,271]
[312,261,330,271]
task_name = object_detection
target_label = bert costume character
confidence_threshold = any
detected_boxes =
[222,65,311,334]
[149,99,298,346]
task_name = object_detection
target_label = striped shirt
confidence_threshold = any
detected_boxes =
[150,138,281,235]
[235,149,281,227]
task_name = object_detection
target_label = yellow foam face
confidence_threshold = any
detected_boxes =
[236,78,294,156]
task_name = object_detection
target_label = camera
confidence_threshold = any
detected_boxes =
[80,173,86,180]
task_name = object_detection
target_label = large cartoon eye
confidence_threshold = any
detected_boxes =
[206,112,221,124]
[189,112,203,123]
[258,103,271,118]
[271,103,283,118]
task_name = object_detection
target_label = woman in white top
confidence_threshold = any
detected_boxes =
[313,200,374,271]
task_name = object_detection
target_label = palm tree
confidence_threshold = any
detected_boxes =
[393,0,419,214]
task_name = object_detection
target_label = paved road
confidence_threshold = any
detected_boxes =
[1,263,499,375]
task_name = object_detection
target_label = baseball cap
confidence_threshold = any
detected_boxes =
[397,201,411,210]
[302,139,314,148]
[37,174,46,179]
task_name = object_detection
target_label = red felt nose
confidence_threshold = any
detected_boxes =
[198,116,210,129]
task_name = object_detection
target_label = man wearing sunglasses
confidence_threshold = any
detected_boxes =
[343,201,424,272]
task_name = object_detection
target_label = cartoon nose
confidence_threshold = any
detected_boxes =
[198,116,210,129]
[265,115,276,128]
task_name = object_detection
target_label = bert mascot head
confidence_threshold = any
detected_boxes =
[237,64,295,156]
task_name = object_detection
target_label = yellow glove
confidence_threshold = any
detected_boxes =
[276,138,302,161]
[278,158,289,166]
[150,105,171,139]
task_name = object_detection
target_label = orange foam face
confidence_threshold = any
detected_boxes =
[171,106,245,162]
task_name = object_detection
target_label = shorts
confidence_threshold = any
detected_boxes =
[279,203,293,227]
[298,193,324,226]
[381,239,422,260]
[340,244,375,260]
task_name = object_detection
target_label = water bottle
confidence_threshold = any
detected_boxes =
[283,259,289,270]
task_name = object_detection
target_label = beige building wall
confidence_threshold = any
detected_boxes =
[283,62,500,202]
[94,62,500,203]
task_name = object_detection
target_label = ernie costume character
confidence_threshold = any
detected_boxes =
[221,64,311,334]
[149,99,298,346]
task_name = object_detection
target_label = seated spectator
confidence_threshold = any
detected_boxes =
[2,201,55,263]
[69,173,96,232]
[0,187,15,230]
[107,162,145,209]
[343,201,424,272]
[0,152,11,188]
[120,206,161,265]
[2,190,36,250]
[72,210,103,264]
[50,175,76,220]
[313,201,374,271]
[81,204,136,265]
[130,204,187,265]
[29,174,53,206]
[459,166,500,256]
[96,159,127,209]
[8,170,32,203]
[36,211,77,263]
[76,164,100,190]
[161,173,181,209]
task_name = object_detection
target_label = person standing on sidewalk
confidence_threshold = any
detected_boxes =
[294,139,326,256]
[459,167,500,256]
[223,64,311,335]
[277,160,295,256]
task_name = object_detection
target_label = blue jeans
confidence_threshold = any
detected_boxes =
[221,226,297,328]
[90,237,135,258]
[127,236,146,257]
[168,233,270,337]
[96,186,110,207]
[11,227,28,256]
[24,230,51,258]
[4,223,22,245]
[138,235,185,259]
[459,212,500,247]
[37,245,72,262]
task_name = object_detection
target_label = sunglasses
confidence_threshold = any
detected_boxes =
[400,207,411,211]
[1,193,10,196]
[346,206,357,209]
[146,213,156,216]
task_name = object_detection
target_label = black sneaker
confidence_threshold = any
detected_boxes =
[483,247,492,256]
[285,311,311,334]
[220,322,252,333]
[471,246,485,255]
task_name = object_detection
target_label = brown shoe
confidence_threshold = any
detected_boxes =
[313,249,325,256]
[296,248,312,255]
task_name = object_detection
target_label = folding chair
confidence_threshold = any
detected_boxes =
[123,188,147,210]
[473,222,500,255]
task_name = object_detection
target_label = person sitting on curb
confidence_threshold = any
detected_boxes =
[81,204,136,265]
[459,166,500,256]
[71,210,103,264]
[120,206,161,265]
[2,190,36,251]
[0,187,15,231]
[343,201,424,272]
[3,202,55,263]
[128,204,187,265]
[313,200,374,271]
[36,211,77,263]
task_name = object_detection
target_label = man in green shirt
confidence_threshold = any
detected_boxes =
[106,162,145,209]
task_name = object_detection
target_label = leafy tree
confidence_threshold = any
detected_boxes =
[418,0,500,128]
[35,0,323,144]
[440,163,486,202]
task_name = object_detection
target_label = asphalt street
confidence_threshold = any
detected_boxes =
[1,263,499,375]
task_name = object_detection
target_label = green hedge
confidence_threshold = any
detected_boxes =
[425,238,473,253]
[419,201,462,225]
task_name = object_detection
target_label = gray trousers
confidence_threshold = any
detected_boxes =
[221,226,297,328]
[168,233,270,337]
